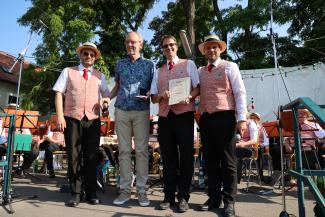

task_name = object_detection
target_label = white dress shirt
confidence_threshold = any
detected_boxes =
[150,56,200,95]
[53,64,110,97]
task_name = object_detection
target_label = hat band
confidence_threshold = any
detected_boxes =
[205,38,221,43]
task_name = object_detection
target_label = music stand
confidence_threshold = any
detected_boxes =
[3,108,40,181]
[263,121,293,138]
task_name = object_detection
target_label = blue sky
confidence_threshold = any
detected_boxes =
[1,0,288,64]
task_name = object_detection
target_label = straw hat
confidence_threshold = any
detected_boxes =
[250,112,261,120]
[198,35,227,55]
[76,42,101,60]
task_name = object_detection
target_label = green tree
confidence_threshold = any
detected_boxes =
[17,0,155,114]
[149,1,214,66]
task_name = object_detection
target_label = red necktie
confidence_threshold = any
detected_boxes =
[207,64,213,72]
[168,61,174,70]
[83,68,88,81]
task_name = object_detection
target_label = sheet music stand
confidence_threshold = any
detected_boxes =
[263,121,293,138]
[1,109,39,213]
[3,108,40,181]
[2,108,39,130]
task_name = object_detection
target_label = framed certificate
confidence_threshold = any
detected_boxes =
[168,77,191,105]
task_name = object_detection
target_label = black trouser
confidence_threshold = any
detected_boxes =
[99,144,118,167]
[20,144,39,171]
[236,147,253,182]
[0,143,6,160]
[200,110,237,203]
[64,116,100,196]
[39,141,61,172]
[269,137,281,171]
[257,147,265,178]
[158,111,194,201]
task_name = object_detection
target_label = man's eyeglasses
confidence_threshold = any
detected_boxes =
[162,43,176,49]
[82,52,95,58]
[125,40,140,45]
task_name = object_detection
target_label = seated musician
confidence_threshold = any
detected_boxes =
[39,126,65,178]
[14,128,41,178]
[98,136,118,169]
[254,114,270,183]
[284,109,325,169]
[235,112,260,183]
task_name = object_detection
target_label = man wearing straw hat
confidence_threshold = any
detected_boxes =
[53,42,110,207]
[197,35,247,217]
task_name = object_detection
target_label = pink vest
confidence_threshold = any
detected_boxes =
[52,131,65,146]
[157,59,195,117]
[199,60,236,113]
[64,67,101,120]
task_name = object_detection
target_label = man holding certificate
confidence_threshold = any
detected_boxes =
[197,35,247,217]
[150,35,199,213]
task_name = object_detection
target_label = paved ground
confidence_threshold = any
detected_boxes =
[0,173,318,217]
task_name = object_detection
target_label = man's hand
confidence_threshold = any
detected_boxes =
[237,121,247,137]
[182,95,193,104]
[160,90,170,100]
[236,142,244,148]
[57,115,66,132]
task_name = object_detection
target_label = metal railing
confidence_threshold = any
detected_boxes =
[282,97,325,217]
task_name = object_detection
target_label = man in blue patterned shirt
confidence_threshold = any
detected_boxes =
[109,32,154,207]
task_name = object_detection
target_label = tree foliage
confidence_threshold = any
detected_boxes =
[17,0,155,114]
[149,0,324,69]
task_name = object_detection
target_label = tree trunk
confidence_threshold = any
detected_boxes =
[181,0,196,60]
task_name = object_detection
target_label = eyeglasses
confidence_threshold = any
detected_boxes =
[125,40,140,45]
[82,52,95,58]
[162,43,176,49]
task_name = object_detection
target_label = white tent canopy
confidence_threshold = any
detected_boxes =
[243,64,325,122]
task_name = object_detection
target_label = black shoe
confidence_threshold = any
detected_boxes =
[68,194,80,207]
[177,198,189,213]
[13,168,25,179]
[198,198,221,211]
[159,196,175,210]
[86,194,100,205]
[223,202,235,217]
[48,171,56,178]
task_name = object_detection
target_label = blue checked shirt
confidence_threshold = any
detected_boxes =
[114,57,154,111]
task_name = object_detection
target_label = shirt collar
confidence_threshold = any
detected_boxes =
[127,55,142,63]
[78,64,93,72]
[168,56,179,65]
[208,57,221,68]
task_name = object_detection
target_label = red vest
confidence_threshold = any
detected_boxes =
[64,67,102,120]
[199,60,236,113]
[157,59,195,117]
